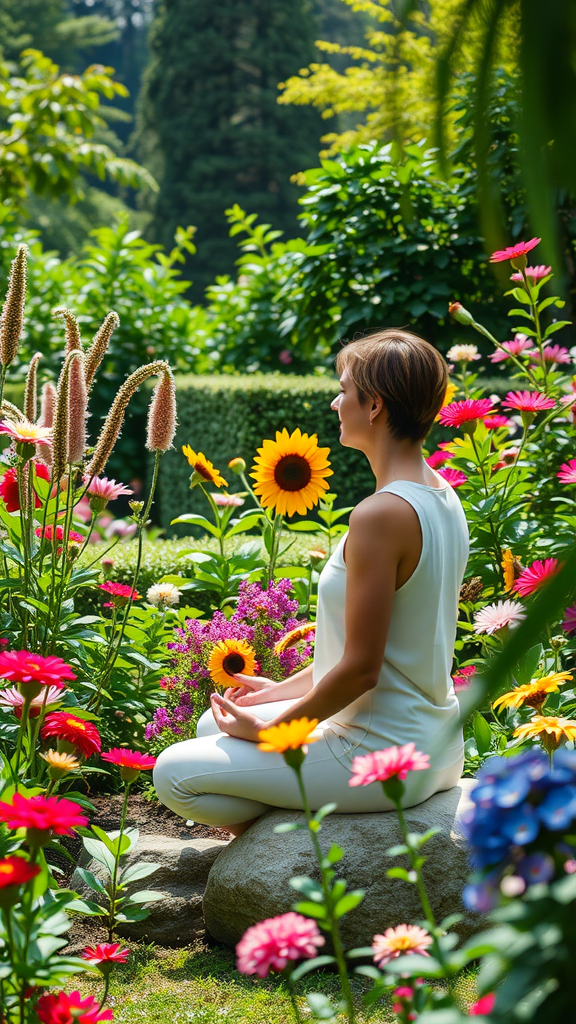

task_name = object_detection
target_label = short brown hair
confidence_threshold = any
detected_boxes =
[335,329,448,442]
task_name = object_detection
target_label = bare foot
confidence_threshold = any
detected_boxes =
[226,816,261,838]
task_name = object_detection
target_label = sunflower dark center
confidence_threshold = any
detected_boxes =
[223,653,246,675]
[274,455,312,492]
[194,461,213,482]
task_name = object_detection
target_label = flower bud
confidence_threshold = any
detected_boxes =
[228,457,246,475]
[448,301,475,326]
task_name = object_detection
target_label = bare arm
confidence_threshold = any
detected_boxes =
[230,663,314,705]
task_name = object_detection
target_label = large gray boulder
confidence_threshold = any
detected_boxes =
[203,780,478,948]
[72,833,229,946]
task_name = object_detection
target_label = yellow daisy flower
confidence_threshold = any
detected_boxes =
[514,715,576,753]
[182,446,228,488]
[493,672,573,713]
[250,428,332,517]
[501,548,522,592]
[435,381,457,421]
[274,622,317,655]
[40,749,80,779]
[207,638,257,690]
[258,717,320,753]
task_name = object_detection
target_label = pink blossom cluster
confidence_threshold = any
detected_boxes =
[145,579,313,745]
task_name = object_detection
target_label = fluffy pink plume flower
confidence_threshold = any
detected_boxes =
[510,265,551,283]
[438,398,494,429]
[349,743,429,787]
[557,459,576,484]
[489,335,535,363]
[502,390,555,413]
[236,912,324,977]
[437,467,467,487]
[372,924,433,966]
[513,558,560,597]
[473,600,526,635]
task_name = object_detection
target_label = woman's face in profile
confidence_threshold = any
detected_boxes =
[331,368,370,449]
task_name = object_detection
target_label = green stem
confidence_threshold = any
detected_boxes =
[494,425,528,523]
[108,782,132,942]
[266,512,283,586]
[283,969,304,1024]
[0,363,6,410]
[469,433,502,574]
[13,696,32,786]
[98,972,111,1011]
[521,269,548,391]
[294,766,355,1024]
[201,485,226,557]
[470,320,539,387]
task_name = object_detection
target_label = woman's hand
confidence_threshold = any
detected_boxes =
[223,672,275,704]
[210,692,265,743]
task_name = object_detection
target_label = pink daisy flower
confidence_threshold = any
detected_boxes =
[531,344,571,366]
[470,993,496,1016]
[212,493,245,507]
[483,415,514,430]
[511,265,551,283]
[502,390,555,413]
[438,398,494,429]
[557,460,576,484]
[490,238,540,264]
[513,558,560,597]
[489,335,536,364]
[349,743,429,787]
[562,604,576,634]
[82,942,130,966]
[437,467,467,487]
[372,924,433,966]
[494,446,521,471]
[473,600,526,635]
[425,450,451,469]
[236,912,324,978]
[452,665,476,691]
[0,684,64,719]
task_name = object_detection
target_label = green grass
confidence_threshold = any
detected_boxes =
[75,941,479,1023]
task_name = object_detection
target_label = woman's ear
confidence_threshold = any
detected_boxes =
[369,394,385,424]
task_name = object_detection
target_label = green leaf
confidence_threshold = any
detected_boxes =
[387,867,411,881]
[514,644,542,685]
[82,837,115,876]
[120,862,160,886]
[287,521,322,532]
[274,822,302,833]
[293,900,327,919]
[73,868,107,895]
[334,890,364,919]
[127,889,164,904]
[473,711,493,756]
[290,955,337,980]
[170,514,220,537]
[67,898,107,917]
[306,993,338,1019]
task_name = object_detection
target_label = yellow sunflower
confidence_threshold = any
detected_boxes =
[250,428,332,517]
[434,381,457,421]
[501,548,522,592]
[258,717,319,753]
[207,639,257,690]
[493,672,573,713]
[182,446,228,488]
[274,622,317,655]
[514,715,576,753]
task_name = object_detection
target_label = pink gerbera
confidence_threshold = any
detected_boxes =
[532,344,572,366]
[35,525,85,547]
[438,398,494,429]
[437,467,467,488]
[372,924,433,966]
[36,991,113,1024]
[452,665,476,691]
[557,460,576,484]
[349,743,429,787]
[513,558,560,597]
[101,747,156,781]
[483,415,514,430]
[426,450,451,469]
[490,238,540,264]
[0,793,88,837]
[473,600,526,635]
[0,684,64,719]
[502,390,555,413]
[0,650,76,690]
[82,942,130,967]
[236,912,325,978]
[489,335,536,364]
[84,475,133,514]
[99,581,140,608]
[511,265,551,283]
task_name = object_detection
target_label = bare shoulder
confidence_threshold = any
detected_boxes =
[349,491,420,535]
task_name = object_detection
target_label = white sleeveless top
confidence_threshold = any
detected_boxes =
[313,480,469,772]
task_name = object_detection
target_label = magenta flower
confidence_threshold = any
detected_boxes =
[437,467,467,487]
[502,390,555,413]
[0,684,64,719]
[532,344,571,366]
[84,476,133,514]
[452,665,476,691]
[489,335,536,364]
[510,265,551,283]
[349,743,429,787]
[562,604,576,634]
[490,238,540,264]
[425,450,451,469]
[473,600,526,636]
[236,912,324,977]
[513,558,560,597]
[557,459,576,484]
[483,414,514,430]
[470,993,496,1016]
[438,398,494,429]
[0,650,76,690]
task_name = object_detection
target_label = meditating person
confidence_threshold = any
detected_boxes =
[154,329,468,835]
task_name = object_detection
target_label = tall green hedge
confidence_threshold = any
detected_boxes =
[154,373,375,532]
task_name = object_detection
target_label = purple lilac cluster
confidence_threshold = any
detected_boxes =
[462,749,576,912]
[145,579,313,747]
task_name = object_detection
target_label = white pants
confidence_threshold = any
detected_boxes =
[153,698,464,827]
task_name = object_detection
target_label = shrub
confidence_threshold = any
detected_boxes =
[154,373,375,532]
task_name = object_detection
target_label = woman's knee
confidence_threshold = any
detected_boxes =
[153,742,187,807]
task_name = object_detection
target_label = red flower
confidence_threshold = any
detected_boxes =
[0,793,88,837]
[437,467,467,488]
[99,582,140,608]
[101,747,156,781]
[0,463,50,512]
[35,991,113,1024]
[513,558,560,597]
[0,650,76,690]
[490,238,540,263]
[41,712,101,758]
[438,398,494,429]
[502,390,555,413]
[0,855,41,889]
[470,992,495,1015]
[82,942,130,966]
[35,525,84,545]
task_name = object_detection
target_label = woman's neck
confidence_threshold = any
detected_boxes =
[365,437,432,492]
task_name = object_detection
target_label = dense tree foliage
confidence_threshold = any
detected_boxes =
[0,0,117,67]
[137,0,326,295]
